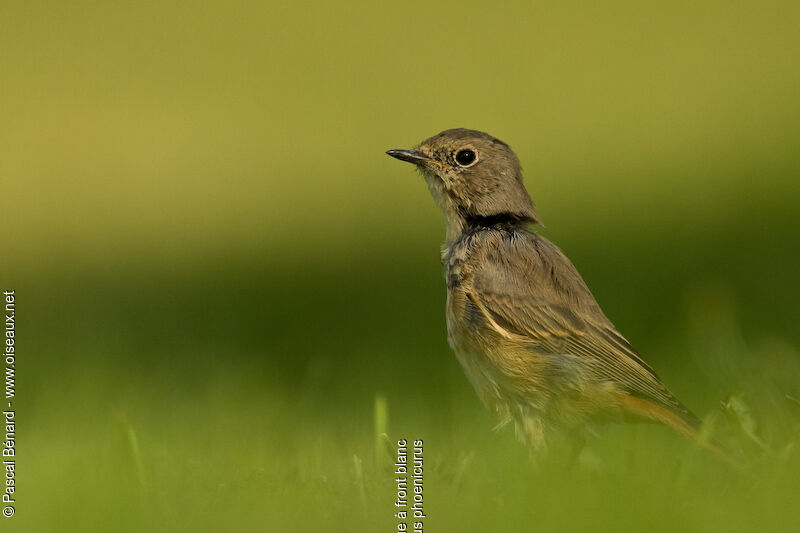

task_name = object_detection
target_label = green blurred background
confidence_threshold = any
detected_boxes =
[3,1,800,531]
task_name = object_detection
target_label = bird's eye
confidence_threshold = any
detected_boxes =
[454,149,477,167]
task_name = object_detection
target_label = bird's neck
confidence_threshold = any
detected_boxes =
[464,212,528,230]
[443,211,529,246]
[443,211,467,242]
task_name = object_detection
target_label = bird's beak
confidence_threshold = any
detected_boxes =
[386,149,432,166]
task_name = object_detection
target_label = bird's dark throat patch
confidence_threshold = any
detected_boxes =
[464,212,531,231]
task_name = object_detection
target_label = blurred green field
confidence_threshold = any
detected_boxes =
[3,1,800,532]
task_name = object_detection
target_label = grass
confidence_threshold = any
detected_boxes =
[20,359,800,533]
[15,234,800,532]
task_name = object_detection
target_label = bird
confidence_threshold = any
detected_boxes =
[386,128,724,459]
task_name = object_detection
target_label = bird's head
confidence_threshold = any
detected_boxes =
[387,128,538,238]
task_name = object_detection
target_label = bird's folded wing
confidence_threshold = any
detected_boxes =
[471,233,695,422]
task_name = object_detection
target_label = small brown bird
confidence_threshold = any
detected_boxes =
[387,128,718,457]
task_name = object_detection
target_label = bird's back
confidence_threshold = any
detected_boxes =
[443,225,699,447]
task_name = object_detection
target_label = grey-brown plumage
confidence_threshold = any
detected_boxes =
[387,128,703,454]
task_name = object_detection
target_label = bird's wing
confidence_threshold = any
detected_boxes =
[469,231,697,424]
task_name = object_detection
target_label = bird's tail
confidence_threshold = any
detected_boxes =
[619,394,741,468]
